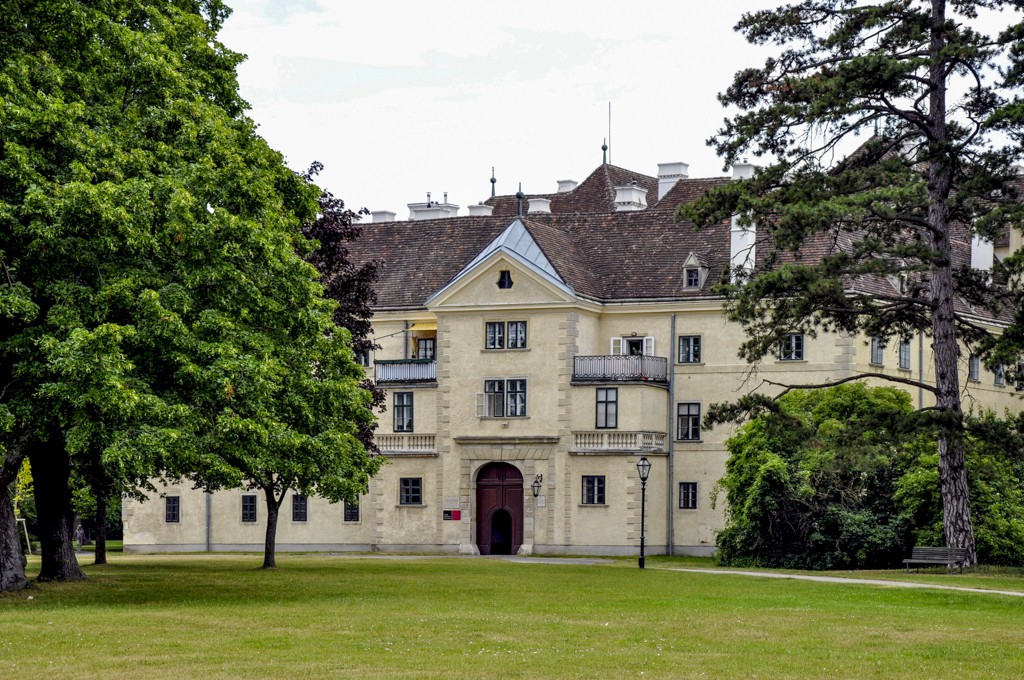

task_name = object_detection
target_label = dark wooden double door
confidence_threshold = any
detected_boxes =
[476,463,523,555]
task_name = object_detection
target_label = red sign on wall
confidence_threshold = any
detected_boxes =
[442,509,462,521]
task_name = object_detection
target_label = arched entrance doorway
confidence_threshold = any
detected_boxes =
[476,463,524,555]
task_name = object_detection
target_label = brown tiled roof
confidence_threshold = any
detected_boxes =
[485,164,658,216]
[348,164,1014,318]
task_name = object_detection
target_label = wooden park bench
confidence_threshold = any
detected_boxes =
[903,546,968,574]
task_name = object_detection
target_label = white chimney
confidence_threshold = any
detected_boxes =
[468,202,494,217]
[370,210,396,223]
[528,197,552,214]
[407,192,460,220]
[557,179,578,193]
[613,182,648,211]
[732,160,756,180]
[657,162,689,200]
[971,233,994,271]
[730,214,756,282]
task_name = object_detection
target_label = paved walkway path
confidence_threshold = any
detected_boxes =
[660,567,1024,598]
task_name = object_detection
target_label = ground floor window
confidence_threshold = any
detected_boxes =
[679,482,698,510]
[582,475,606,505]
[400,478,423,505]
[292,494,308,522]
[241,494,258,523]
[165,496,180,523]
[344,500,360,522]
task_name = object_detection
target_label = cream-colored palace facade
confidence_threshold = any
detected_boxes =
[123,160,1023,556]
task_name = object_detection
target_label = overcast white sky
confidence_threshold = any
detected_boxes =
[217,1,777,215]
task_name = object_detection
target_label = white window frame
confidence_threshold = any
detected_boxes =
[968,355,980,382]
[780,333,804,361]
[393,391,414,432]
[477,379,527,418]
[611,336,655,356]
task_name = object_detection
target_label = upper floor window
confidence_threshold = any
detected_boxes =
[611,336,654,356]
[415,337,436,360]
[679,482,698,510]
[596,387,618,429]
[485,321,527,350]
[241,494,258,523]
[968,355,980,382]
[870,337,885,366]
[165,496,180,523]
[678,335,701,363]
[995,365,1006,387]
[898,339,911,370]
[394,392,414,432]
[479,379,527,418]
[582,475,606,505]
[354,350,370,367]
[677,403,701,441]
[779,333,804,361]
[292,494,308,522]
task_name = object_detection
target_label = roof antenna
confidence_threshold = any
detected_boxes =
[490,167,496,198]
[608,101,612,165]
[602,138,608,165]
[516,183,524,217]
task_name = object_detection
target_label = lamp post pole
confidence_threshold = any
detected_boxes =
[637,456,651,570]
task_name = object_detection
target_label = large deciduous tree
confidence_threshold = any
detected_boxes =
[684,0,1024,566]
[1,1,383,585]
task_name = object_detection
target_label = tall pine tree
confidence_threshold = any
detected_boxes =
[685,0,1024,566]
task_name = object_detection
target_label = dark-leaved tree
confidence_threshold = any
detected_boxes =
[685,0,1024,566]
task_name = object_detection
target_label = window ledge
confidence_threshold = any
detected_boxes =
[396,504,427,509]
[776,359,807,363]
[677,361,705,366]
[676,439,704,444]
[579,503,609,508]
[481,348,531,353]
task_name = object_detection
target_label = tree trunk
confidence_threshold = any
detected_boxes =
[94,494,107,566]
[262,488,281,569]
[0,485,28,592]
[0,443,29,592]
[29,436,85,581]
[927,0,976,566]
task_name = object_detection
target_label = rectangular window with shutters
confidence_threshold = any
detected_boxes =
[611,336,655,356]
[241,494,257,523]
[596,387,618,429]
[582,476,606,505]
[479,379,527,418]
[679,482,698,510]
[394,392,414,432]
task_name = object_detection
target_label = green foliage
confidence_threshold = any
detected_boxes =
[0,1,383,569]
[717,384,1024,568]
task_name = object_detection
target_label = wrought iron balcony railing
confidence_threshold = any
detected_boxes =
[374,359,437,384]
[572,355,668,384]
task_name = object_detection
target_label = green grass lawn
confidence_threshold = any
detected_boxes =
[3,554,1023,679]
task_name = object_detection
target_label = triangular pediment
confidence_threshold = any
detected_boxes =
[425,219,575,305]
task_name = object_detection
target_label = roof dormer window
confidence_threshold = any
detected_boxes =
[682,252,709,289]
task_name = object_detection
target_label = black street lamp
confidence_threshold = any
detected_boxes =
[636,456,651,569]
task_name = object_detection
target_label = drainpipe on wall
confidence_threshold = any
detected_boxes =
[666,313,676,556]
[205,491,211,552]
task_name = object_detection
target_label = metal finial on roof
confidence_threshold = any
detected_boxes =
[491,167,496,198]
[602,138,608,165]
[516,182,524,217]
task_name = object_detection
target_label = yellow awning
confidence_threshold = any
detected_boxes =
[409,322,437,331]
